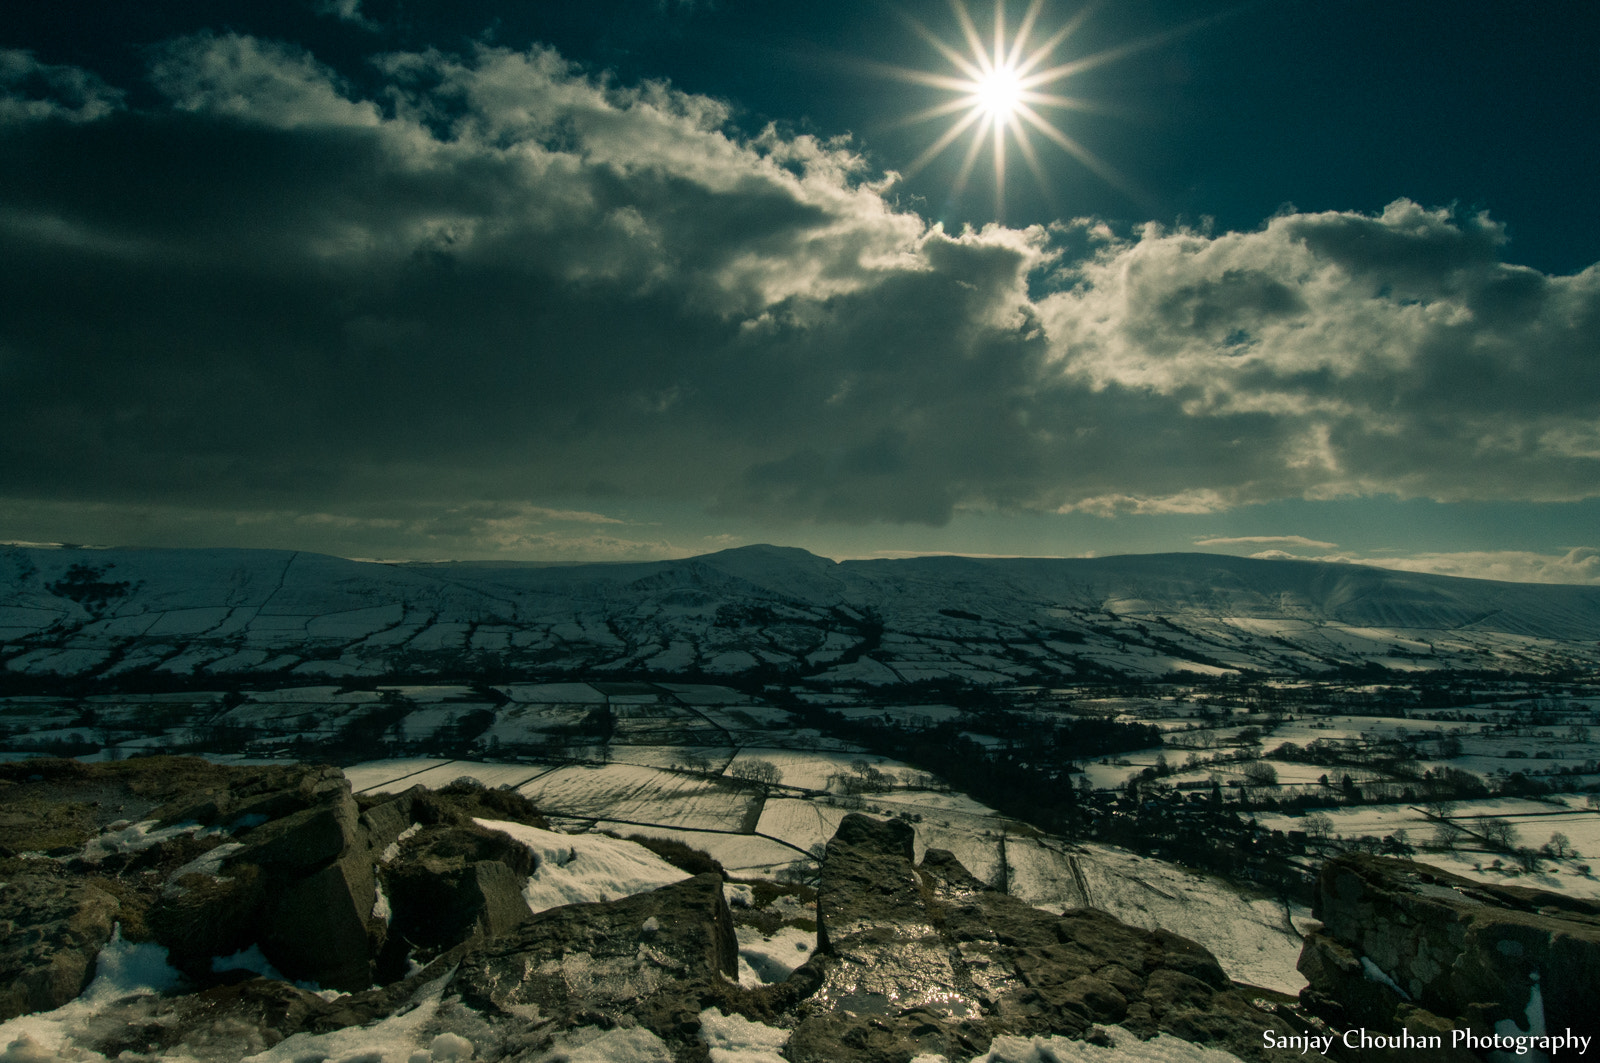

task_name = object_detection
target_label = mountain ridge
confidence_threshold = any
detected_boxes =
[4,544,1599,684]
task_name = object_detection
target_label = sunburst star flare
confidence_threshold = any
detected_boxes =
[885,0,1212,219]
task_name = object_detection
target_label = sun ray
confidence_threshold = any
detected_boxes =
[903,106,987,179]
[952,1,991,76]
[1013,102,1139,203]
[1010,122,1060,216]
[1006,0,1048,70]
[993,109,1007,218]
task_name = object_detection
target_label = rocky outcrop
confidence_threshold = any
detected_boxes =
[6,766,1339,1062]
[0,874,120,1018]
[787,814,1303,1063]
[1298,853,1600,1057]
[0,757,550,1011]
[456,872,737,1027]
[154,774,548,991]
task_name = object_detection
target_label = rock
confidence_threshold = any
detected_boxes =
[0,874,120,1020]
[2,767,1351,1063]
[260,848,382,991]
[360,786,424,856]
[788,814,1299,1063]
[1299,853,1600,1051]
[454,872,737,1040]
[380,821,535,960]
[235,786,362,870]
[149,861,266,976]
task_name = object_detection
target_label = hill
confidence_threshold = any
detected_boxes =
[3,544,1599,686]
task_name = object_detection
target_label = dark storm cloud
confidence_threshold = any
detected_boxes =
[2,34,1598,543]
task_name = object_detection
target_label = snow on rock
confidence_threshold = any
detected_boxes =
[78,820,203,864]
[734,925,813,985]
[531,1026,674,1062]
[235,975,458,1063]
[698,1007,790,1063]
[472,818,689,912]
[955,1027,1245,1062]
[0,928,184,1061]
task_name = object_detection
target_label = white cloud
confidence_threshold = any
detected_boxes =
[314,0,379,31]
[149,33,381,128]
[1247,547,1600,586]
[0,49,124,123]
[1194,535,1338,550]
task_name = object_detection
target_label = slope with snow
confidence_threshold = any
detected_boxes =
[5,544,1600,685]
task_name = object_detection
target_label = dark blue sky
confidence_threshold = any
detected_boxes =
[8,0,1595,271]
[2,0,1598,580]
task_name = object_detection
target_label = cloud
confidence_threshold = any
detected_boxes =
[0,33,1598,555]
[0,49,124,123]
[1038,202,1600,510]
[1245,547,1600,586]
[148,33,381,128]
[1194,535,1338,550]
[313,0,380,32]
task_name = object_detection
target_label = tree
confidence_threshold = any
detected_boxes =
[1303,813,1335,843]
[1431,820,1465,850]
[1476,817,1520,851]
[730,758,783,788]
[1545,832,1575,860]
[1243,761,1278,787]
[1423,798,1457,820]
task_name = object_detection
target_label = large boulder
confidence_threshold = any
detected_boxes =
[787,813,1304,1063]
[455,871,737,1018]
[377,819,536,977]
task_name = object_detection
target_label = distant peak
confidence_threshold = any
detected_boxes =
[702,544,834,565]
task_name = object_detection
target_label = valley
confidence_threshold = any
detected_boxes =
[3,544,1599,1060]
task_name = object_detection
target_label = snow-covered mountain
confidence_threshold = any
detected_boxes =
[4,543,1600,683]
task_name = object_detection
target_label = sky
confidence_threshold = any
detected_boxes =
[2,0,1598,582]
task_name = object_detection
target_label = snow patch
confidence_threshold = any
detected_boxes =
[0,927,184,1061]
[212,944,288,982]
[961,1026,1245,1062]
[698,1007,790,1063]
[78,820,201,864]
[1360,955,1411,1000]
[734,925,813,985]
[471,819,688,912]
[533,1026,674,1062]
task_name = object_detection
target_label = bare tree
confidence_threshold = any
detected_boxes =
[1303,812,1335,843]
[730,758,783,788]
[1431,820,1465,850]
[1476,817,1520,851]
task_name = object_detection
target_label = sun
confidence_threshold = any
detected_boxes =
[884,0,1166,219]
[974,64,1023,119]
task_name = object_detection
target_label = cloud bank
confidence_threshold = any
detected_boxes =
[2,34,1597,546]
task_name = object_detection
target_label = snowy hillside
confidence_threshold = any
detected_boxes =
[4,544,1600,683]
